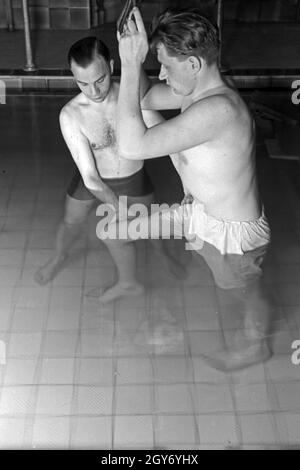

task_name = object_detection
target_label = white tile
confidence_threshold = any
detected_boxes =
[275,382,300,411]
[40,358,75,384]
[3,358,37,385]
[0,307,12,331]
[234,383,273,413]
[0,232,27,249]
[0,386,35,415]
[6,201,35,217]
[8,333,42,357]
[79,330,114,358]
[275,413,300,445]
[156,384,194,414]
[49,287,82,312]
[43,332,78,358]
[9,189,37,202]
[4,216,33,231]
[114,415,153,447]
[32,417,70,449]
[46,309,80,331]
[72,417,112,449]
[240,414,277,445]
[265,355,300,381]
[14,286,50,309]
[153,356,194,384]
[52,269,85,287]
[155,415,196,446]
[195,384,234,413]
[116,385,152,415]
[36,386,73,416]
[76,386,113,415]
[0,286,15,310]
[77,358,113,385]
[24,249,54,267]
[12,308,47,332]
[0,418,27,449]
[116,358,153,385]
[0,268,20,286]
[28,231,56,249]
[0,249,23,267]
[197,414,239,446]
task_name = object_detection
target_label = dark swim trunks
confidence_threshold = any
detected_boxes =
[67,166,154,201]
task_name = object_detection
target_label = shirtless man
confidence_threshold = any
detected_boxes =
[111,8,272,368]
[34,36,168,302]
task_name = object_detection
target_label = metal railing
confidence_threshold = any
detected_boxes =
[22,0,37,71]
[5,0,14,31]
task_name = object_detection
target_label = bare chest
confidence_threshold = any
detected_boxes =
[80,112,117,151]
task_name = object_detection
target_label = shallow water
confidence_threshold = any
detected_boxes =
[0,93,299,449]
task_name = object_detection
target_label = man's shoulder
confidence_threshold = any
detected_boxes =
[191,89,247,123]
[60,94,83,126]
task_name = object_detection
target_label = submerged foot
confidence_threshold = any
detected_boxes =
[202,341,272,372]
[98,282,145,304]
[34,256,67,286]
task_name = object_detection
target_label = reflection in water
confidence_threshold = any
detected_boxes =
[130,237,276,372]
[197,242,273,371]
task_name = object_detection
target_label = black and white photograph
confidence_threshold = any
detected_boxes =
[0,0,300,452]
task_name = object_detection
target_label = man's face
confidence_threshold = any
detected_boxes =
[71,55,113,103]
[157,44,195,96]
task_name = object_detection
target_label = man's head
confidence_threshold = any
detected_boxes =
[149,9,220,95]
[68,37,114,103]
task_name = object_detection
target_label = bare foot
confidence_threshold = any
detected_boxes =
[202,341,272,372]
[98,282,145,304]
[34,256,67,286]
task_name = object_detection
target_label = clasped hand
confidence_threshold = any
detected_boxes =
[117,7,149,67]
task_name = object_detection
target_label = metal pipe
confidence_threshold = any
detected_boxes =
[216,0,223,69]
[5,0,14,31]
[22,0,37,71]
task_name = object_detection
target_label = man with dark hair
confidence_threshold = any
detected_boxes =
[34,36,167,302]
[113,8,272,369]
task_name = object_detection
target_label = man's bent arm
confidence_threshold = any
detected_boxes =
[60,109,119,209]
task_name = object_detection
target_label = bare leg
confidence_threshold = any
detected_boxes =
[95,193,187,302]
[94,193,153,303]
[35,195,94,285]
[97,238,145,303]
[203,280,273,371]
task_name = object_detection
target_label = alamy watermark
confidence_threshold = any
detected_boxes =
[0,340,6,365]
[291,340,300,365]
[95,196,198,250]
[0,80,6,105]
[291,79,300,105]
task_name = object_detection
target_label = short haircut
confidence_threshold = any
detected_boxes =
[150,9,220,65]
[68,37,110,68]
